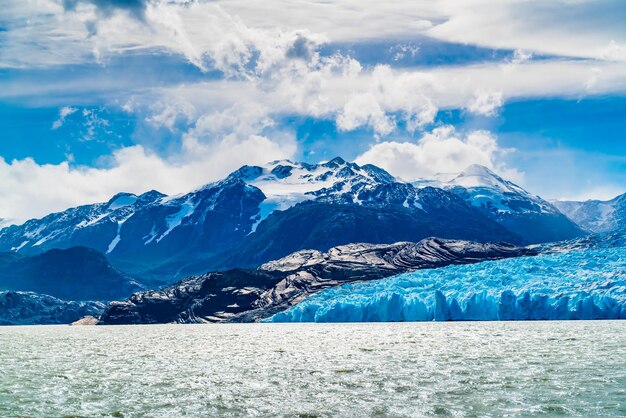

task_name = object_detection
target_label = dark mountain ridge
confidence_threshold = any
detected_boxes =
[0,246,141,301]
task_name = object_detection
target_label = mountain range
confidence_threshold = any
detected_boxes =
[0,158,585,283]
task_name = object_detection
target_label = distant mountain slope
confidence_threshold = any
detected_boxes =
[222,194,520,269]
[99,238,535,324]
[0,291,105,325]
[415,164,584,243]
[0,247,141,301]
[554,193,626,233]
[0,158,580,281]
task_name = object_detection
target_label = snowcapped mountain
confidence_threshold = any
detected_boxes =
[415,164,584,243]
[230,157,396,205]
[0,190,166,255]
[227,157,405,229]
[0,157,580,282]
[215,159,521,267]
[0,177,265,280]
[553,193,626,233]
[417,164,557,215]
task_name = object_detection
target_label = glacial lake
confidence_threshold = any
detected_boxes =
[1,322,625,417]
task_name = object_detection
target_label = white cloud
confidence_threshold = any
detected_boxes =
[4,1,626,140]
[510,49,533,65]
[51,106,115,140]
[601,40,626,62]
[337,93,395,136]
[355,125,521,182]
[81,108,110,141]
[426,0,626,62]
[140,59,626,143]
[211,1,626,64]
[51,106,78,129]
[467,90,503,116]
[187,103,275,139]
[2,0,626,215]
[145,100,197,131]
[0,134,296,225]
[390,43,420,61]
[5,0,625,70]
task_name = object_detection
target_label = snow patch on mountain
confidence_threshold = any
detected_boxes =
[76,212,109,229]
[448,164,525,192]
[12,240,28,252]
[107,193,139,210]
[230,157,397,217]
[156,197,198,243]
[106,213,135,254]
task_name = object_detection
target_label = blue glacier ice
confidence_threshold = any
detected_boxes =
[268,235,626,322]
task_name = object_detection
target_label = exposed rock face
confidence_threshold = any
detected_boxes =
[0,291,105,325]
[98,238,536,324]
[100,269,281,324]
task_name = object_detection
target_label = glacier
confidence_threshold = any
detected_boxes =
[269,235,626,322]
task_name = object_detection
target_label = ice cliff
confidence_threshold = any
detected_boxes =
[269,235,626,322]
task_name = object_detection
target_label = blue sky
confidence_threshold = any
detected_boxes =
[1,0,625,223]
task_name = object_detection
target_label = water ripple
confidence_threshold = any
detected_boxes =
[0,322,625,417]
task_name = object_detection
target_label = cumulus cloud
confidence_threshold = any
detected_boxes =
[337,93,395,136]
[467,90,503,116]
[510,49,533,65]
[2,0,626,214]
[355,125,521,182]
[145,100,197,131]
[602,40,626,62]
[335,65,437,135]
[95,2,330,76]
[51,106,78,129]
[140,58,626,146]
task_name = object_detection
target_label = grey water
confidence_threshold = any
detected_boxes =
[1,322,625,417]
